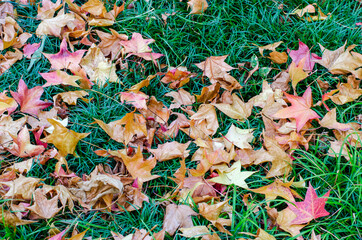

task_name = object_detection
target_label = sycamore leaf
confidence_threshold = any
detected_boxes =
[187,0,208,14]
[43,119,90,156]
[27,188,62,219]
[273,87,320,132]
[118,146,159,183]
[8,126,45,158]
[41,70,81,88]
[288,41,321,72]
[120,33,164,64]
[10,79,52,116]
[43,38,86,72]
[209,161,255,188]
[287,184,330,225]
[162,204,197,236]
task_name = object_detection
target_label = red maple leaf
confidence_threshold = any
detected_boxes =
[43,38,86,71]
[288,41,321,72]
[288,183,330,225]
[10,79,52,116]
[273,86,320,132]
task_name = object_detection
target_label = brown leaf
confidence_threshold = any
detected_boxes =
[8,126,45,158]
[94,118,124,142]
[0,209,35,226]
[54,90,88,105]
[320,108,352,131]
[213,93,253,120]
[0,115,26,152]
[119,112,147,145]
[27,188,62,219]
[269,51,288,64]
[149,141,191,161]
[162,204,197,236]
[187,0,208,14]
[198,200,232,235]
[0,175,41,200]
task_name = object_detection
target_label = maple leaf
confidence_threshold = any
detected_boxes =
[43,38,86,72]
[162,204,198,236]
[40,70,81,88]
[320,108,352,131]
[288,41,321,71]
[96,29,128,59]
[289,58,309,90]
[23,43,41,59]
[43,119,90,156]
[80,44,119,86]
[120,92,149,109]
[27,188,62,219]
[0,175,41,200]
[54,90,89,105]
[189,104,219,136]
[37,0,62,20]
[93,118,124,143]
[213,93,253,120]
[255,41,283,56]
[287,184,330,225]
[0,209,35,227]
[0,115,26,151]
[209,161,255,188]
[196,83,220,103]
[187,0,208,14]
[7,126,45,158]
[36,13,76,38]
[149,141,191,161]
[119,112,147,145]
[0,90,17,114]
[166,89,195,110]
[315,43,362,78]
[224,124,254,149]
[161,67,193,89]
[195,55,241,91]
[198,200,232,235]
[10,79,52,116]
[118,146,159,183]
[0,49,23,76]
[273,87,320,132]
[250,179,302,203]
[120,33,164,64]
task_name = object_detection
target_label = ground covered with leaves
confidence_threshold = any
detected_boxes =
[0,0,362,239]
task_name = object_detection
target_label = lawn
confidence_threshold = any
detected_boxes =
[0,0,361,239]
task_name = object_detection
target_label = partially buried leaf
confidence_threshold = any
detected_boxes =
[161,67,192,89]
[0,49,23,76]
[196,83,220,103]
[179,226,209,238]
[43,119,90,156]
[0,209,35,226]
[119,112,147,145]
[209,161,255,188]
[162,204,197,236]
[10,79,52,116]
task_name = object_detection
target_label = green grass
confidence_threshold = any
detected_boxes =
[1,0,362,239]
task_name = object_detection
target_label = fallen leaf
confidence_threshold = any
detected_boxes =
[162,204,197,236]
[93,118,124,143]
[0,175,41,200]
[289,58,309,90]
[41,70,81,88]
[119,112,147,145]
[187,0,208,14]
[149,141,190,161]
[27,188,62,219]
[120,92,149,109]
[43,119,90,156]
[54,90,89,105]
[269,51,288,64]
[255,41,283,56]
[36,13,76,37]
[273,87,320,132]
[287,184,330,225]
[209,161,255,188]
[255,229,276,240]
[37,0,62,20]
[320,108,352,131]
[224,124,254,149]
[10,79,52,116]
[213,93,253,120]
[198,200,232,234]
[7,126,45,158]
[0,115,26,151]
[0,91,17,115]
[288,41,321,72]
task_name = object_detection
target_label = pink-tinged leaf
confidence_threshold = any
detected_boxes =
[120,92,149,109]
[273,87,320,132]
[356,22,362,26]
[40,70,81,88]
[288,183,330,225]
[33,127,47,148]
[10,79,52,116]
[43,39,86,71]
[0,91,18,115]
[23,43,41,59]
[49,229,67,240]
[288,41,321,72]
[120,33,163,64]
[8,126,45,158]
